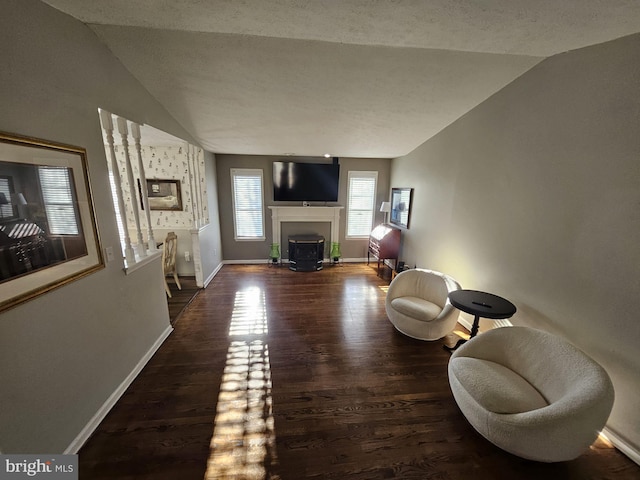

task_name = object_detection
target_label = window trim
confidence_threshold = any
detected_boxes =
[230,168,266,242]
[345,170,378,239]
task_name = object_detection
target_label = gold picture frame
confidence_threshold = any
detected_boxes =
[0,132,104,312]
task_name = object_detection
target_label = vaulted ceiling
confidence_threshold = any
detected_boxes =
[43,0,640,158]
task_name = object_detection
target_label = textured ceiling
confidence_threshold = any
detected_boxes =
[43,0,640,157]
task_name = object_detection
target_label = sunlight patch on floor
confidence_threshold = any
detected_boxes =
[205,287,279,480]
[594,431,614,448]
[452,329,470,341]
[229,287,268,336]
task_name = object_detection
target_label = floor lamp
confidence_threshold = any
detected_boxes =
[380,201,391,224]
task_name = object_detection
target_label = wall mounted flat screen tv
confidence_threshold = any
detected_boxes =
[273,161,340,202]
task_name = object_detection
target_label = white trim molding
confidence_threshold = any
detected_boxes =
[190,223,211,287]
[204,261,224,287]
[124,250,162,275]
[456,312,513,333]
[268,206,343,246]
[601,427,640,466]
[65,325,173,454]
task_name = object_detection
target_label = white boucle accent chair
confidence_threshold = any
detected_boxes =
[385,268,461,340]
[448,326,615,462]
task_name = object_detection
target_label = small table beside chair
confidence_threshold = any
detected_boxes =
[445,289,517,351]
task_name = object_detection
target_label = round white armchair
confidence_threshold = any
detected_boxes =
[385,268,461,341]
[448,326,615,462]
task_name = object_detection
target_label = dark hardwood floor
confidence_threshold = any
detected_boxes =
[167,276,201,325]
[79,264,639,479]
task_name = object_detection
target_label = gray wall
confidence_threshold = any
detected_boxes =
[391,34,640,451]
[0,0,205,453]
[216,155,391,261]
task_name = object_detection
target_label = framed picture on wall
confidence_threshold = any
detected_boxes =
[146,179,182,211]
[0,131,104,313]
[390,187,413,229]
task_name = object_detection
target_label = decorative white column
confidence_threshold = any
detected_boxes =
[190,228,204,288]
[195,147,205,225]
[131,122,158,252]
[100,110,136,264]
[116,117,146,258]
[201,149,209,224]
[186,143,198,227]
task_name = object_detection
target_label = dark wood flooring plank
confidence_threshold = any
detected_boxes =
[167,276,201,325]
[79,264,640,480]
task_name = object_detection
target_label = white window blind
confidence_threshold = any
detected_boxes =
[0,177,15,218]
[231,168,265,240]
[346,171,377,238]
[38,166,79,235]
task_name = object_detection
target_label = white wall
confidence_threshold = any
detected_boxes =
[0,0,203,453]
[115,144,207,229]
[201,151,223,283]
[111,144,209,276]
[150,150,223,282]
[391,34,640,452]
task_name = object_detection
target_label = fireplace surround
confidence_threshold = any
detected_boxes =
[268,206,343,247]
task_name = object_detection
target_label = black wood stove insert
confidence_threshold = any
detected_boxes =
[288,235,324,271]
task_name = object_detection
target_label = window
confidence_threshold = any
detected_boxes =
[231,168,265,240]
[346,171,377,238]
[38,166,80,235]
[0,176,16,219]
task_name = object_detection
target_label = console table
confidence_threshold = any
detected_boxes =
[367,224,400,276]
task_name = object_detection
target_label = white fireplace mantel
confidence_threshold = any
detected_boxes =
[268,206,344,245]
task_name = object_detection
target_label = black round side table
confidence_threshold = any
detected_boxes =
[445,289,517,351]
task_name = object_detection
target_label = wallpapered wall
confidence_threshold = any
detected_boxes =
[110,144,208,233]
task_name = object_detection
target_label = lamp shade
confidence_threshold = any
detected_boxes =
[14,193,27,205]
[380,201,391,213]
[0,192,8,204]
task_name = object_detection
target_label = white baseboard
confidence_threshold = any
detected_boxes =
[457,313,473,333]
[222,259,267,264]
[65,325,174,454]
[322,257,369,264]
[602,427,640,466]
[203,262,224,287]
[456,313,512,333]
[222,258,370,265]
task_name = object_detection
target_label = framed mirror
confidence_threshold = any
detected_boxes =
[145,179,183,211]
[389,187,413,229]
